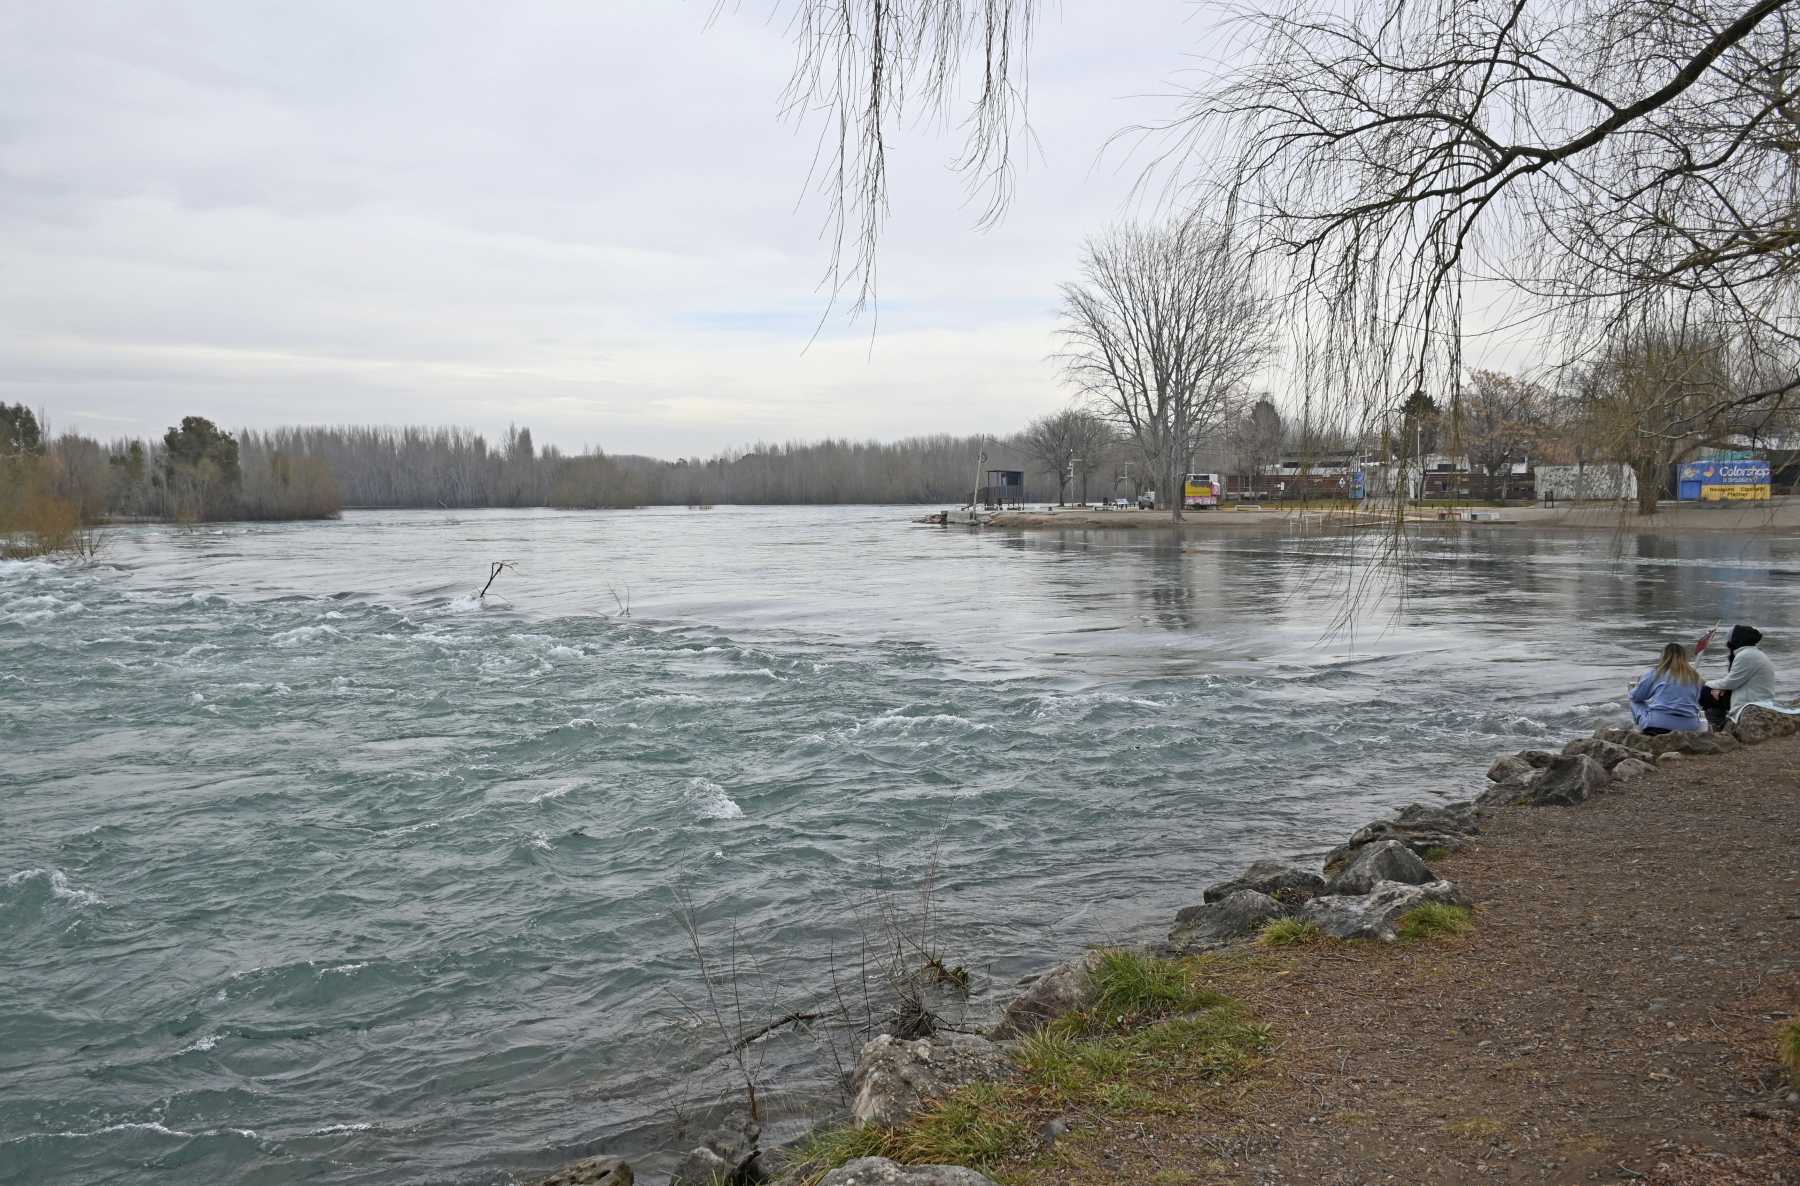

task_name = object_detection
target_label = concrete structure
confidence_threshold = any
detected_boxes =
[1533,464,1637,502]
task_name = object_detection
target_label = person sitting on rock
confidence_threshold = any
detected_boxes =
[1701,623,1787,729]
[1627,642,1706,735]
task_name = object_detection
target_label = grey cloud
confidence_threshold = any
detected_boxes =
[0,0,1213,454]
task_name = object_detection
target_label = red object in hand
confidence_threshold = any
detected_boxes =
[1695,627,1717,656]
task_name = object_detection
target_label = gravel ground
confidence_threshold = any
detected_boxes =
[1011,734,1800,1186]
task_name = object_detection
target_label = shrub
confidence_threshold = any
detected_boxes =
[0,454,88,558]
[1397,903,1474,941]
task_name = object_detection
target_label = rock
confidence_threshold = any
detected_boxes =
[1518,749,1557,768]
[990,950,1103,1040]
[817,1159,1000,1186]
[1641,731,1735,756]
[1325,839,1435,896]
[670,1117,764,1186]
[671,1149,732,1186]
[1324,802,1479,873]
[531,1157,632,1186]
[1201,860,1326,907]
[851,1032,1012,1129]
[1655,752,1683,765]
[1299,880,1470,942]
[1394,800,1479,835]
[1610,757,1656,782]
[1591,726,1652,750]
[1732,705,1800,746]
[1168,890,1287,951]
[1474,775,1535,812]
[1487,755,1534,783]
[1520,754,1610,806]
[1561,738,1641,769]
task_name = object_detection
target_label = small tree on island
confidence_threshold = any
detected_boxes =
[1,403,44,456]
[163,416,242,522]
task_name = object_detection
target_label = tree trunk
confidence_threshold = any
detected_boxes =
[1634,460,1660,515]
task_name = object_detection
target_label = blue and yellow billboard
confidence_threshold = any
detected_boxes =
[1678,459,1771,501]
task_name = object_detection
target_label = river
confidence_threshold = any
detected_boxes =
[3,506,1795,1185]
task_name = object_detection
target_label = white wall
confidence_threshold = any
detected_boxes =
[1534,464,1637,500]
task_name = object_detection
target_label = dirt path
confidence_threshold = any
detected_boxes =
[1017,737,1800,1186]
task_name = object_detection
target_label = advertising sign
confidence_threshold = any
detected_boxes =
[1678,459,1771,501]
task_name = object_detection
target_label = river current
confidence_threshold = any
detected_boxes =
[3,506,1796,1185]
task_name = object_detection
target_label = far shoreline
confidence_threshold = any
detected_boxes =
[967,498,1800,537]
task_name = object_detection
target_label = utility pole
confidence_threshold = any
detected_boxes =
[970,443,987,509]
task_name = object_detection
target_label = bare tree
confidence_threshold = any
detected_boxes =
[1461,371,1546,501]
[1231,397,1283,497]
[1171,0,1799,470]
[1058,218,1276,521]
[772,1,1800,475]
[1017,408,1114,504]
[1064,409,1117,504]
[1017,411,1076,503]
[1568,312,1735,513]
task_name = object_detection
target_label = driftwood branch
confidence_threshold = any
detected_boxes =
[730,1010,824,1052]
[478,560,516,600]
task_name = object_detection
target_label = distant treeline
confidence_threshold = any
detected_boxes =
[3,406,347,556]
[4,409,1093,556]
[208,424,1067,510]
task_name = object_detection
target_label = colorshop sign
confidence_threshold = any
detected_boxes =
[1678,459,1771,501]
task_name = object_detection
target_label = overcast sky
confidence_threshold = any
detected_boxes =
[0,1,1246,457]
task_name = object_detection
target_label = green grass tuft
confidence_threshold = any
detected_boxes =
[1018,1004,1269,1113]
[1257,918,1322,947]
[1397,902,1474,941]
[1420,845,1452,862]
[896,1084,1029,1168]
[1779,1018,1800,1082]
[787,1124,895,1186]
[1118,1011,1272,1079]
[1091,949,1228,1019]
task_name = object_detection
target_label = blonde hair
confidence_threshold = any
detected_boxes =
[1654,642,1701,685]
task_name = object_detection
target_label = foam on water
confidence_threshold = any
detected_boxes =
[686,778,745,820]
[4,867,104,908]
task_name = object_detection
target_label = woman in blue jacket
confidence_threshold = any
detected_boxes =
[1628,642,1706,734]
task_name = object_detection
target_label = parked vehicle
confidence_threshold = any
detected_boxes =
[1136,490,1156,510]
[1183,472,1222,509]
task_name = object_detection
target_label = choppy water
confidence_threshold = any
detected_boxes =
[4,506,1796,1185]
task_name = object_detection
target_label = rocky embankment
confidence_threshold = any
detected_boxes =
[530,704,1800,1186]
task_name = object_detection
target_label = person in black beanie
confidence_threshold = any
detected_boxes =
[1700,624,1775,730]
